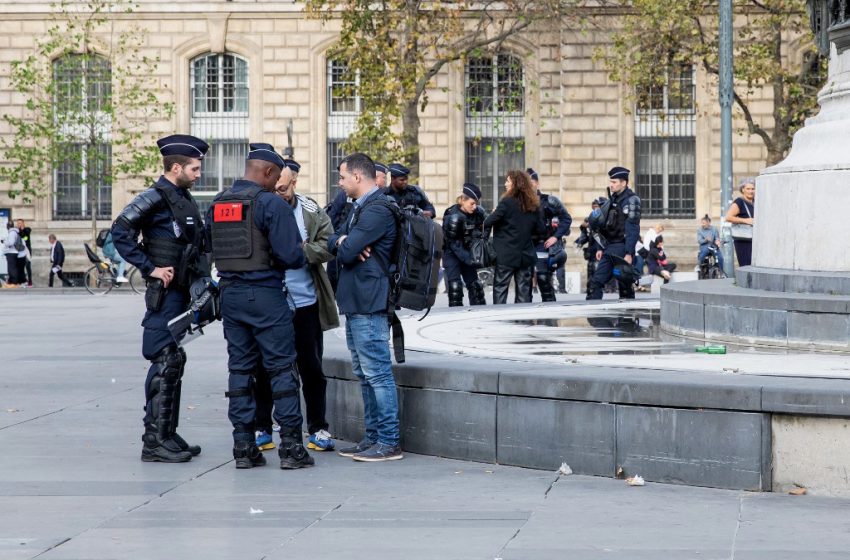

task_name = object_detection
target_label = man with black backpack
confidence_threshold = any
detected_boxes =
[328,153,403,463]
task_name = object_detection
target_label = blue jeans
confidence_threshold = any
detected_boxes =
[698,245,724,270]
[345,313,399,447]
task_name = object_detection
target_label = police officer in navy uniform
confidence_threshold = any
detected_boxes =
[527,168,572,302]
[111,134,209,463]
[384,163,436,218]
[442,183,487,307]
[207,143,313,470]
[587,166,641,300]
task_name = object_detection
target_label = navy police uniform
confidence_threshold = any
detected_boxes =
[528,169,572,302]
[442,183,487,307]
[207,143,313,470]
[587,167,641,300]
[111,134,209,463]
[384,163,436,218]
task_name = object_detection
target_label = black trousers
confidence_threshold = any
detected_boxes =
[255,302,328,435]
[492,265,533,304]
[49,268,73,287]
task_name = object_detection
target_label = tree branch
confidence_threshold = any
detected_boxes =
[733,90,773,148]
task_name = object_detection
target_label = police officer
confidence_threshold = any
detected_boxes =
[442,183,487,307]
[111,134,209,463]
[207,143,313,470]
[384,163,436,218]
[527,168,572,302]
[575,198,605,296]
[587,167,641,300]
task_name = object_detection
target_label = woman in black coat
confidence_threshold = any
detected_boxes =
[483,170,545,304]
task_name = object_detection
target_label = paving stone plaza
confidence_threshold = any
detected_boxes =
[3,292,850,559]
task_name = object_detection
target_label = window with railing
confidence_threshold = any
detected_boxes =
[464,54,525,211]
[327,59,360,201]
[634,65,696,218]
[190,53,249,212]
[52,54,113,220]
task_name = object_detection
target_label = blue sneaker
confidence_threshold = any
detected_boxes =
[307,429,335,451]
[255,431,275,451]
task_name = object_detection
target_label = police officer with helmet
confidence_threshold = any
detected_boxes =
[587,166,641,300]
[384,163,436,218]
[207,143,313,470]
[111,134,209,463]
[528,168,572,302]
[442,182,487,307]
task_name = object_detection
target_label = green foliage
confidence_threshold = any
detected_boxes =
[599,0,826,165]
[305,0,580,177]
[0,0,173,209]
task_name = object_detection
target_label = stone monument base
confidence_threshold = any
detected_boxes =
[660,275,850,351]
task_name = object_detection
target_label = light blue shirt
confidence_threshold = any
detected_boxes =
[284,198,317,308]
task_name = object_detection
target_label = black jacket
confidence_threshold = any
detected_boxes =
[51,241,65,267]
[484,197,545,268]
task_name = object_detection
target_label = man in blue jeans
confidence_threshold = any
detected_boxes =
[328,153,402,462]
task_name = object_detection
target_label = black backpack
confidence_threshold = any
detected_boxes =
[95,229,110,248]
[352,197,444,363]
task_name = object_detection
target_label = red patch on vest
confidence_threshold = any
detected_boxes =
[214,203,243,222]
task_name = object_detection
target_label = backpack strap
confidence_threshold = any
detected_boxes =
[350,195,407,363]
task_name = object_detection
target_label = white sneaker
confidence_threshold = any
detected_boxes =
[115,276,129,283]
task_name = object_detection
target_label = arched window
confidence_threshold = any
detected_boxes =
[52,54,112,220]
[464,53,525,210]
[190,53,249,209]
[327,59,360,200]
[634,64,696,218]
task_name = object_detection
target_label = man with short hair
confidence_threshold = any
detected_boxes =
[48,234,73,287]
[527,168,572,302]
[587,166,642,300]
[384,163,435,219]
[208,144,313,470]
[253,158,340,454]
[328,153,402,462]
[112,134,209,463]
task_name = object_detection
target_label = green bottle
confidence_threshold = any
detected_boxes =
[695,345,727,354]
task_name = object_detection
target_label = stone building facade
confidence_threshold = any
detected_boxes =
[0,1,783,283]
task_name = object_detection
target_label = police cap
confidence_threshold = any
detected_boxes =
[608,166,630,181]
[388,163,410,177]
[157,134,209,159]
[462,182,481,202]
[375,163,389,175]
[284,159,301,173]
[526,168,539,181]
[247,143,286,169]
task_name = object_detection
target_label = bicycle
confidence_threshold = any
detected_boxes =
[83,243,145,295]
[697,245,725,280]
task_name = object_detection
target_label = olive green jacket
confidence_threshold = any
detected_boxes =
[296,194,340,331]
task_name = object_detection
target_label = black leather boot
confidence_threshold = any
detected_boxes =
[468,281,486,306]
[447,280,464,307]
[279,429,315,469]
[536,272,556,302]
[233,440,267,469]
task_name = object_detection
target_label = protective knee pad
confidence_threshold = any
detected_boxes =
[468,281,486,306]
[447,280,465,307]
[148,345,184,440]
[536,272,556,302]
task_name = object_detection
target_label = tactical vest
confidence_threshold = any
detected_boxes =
[142,183,204,271]
[210,184,273,272]
[602,196,628,242]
